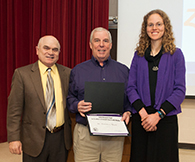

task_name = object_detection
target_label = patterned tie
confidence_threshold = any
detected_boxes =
[46,68,56,131]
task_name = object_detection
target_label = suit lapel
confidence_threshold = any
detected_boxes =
[57,64,67,109]
[30,62,46,110]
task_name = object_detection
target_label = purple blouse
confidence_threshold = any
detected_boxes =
[126,48,186,116]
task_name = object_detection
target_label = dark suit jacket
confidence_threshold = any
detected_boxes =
[7,61,72,157]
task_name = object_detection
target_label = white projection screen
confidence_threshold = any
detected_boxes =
[118,0,195,96]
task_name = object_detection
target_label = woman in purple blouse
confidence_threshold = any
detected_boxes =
[126,9,186,162]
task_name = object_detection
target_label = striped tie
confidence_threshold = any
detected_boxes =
[46,68,56,131]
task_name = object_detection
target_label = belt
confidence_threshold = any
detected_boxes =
[47,124,64,133]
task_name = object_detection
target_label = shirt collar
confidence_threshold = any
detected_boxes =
[91,55,111,67]
[38,60,57,75]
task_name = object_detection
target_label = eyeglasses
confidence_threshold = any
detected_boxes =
[147,23,164,28]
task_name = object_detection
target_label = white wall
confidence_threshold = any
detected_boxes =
[117,0,183,67]
[178,99,195,144]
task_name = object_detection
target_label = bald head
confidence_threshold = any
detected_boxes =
[37,35,61,52]
[36,35,60,67]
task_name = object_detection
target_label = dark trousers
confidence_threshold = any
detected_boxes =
[23,128,68,162]
[130,113,179,162]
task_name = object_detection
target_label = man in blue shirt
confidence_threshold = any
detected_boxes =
[67,27,131,162]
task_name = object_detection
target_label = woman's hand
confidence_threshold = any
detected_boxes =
[141,112,161,131]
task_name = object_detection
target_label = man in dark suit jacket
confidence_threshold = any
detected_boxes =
[7,35,72,162]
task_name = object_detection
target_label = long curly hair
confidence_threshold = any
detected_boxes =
[136,9,176,56]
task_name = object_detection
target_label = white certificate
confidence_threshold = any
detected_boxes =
[86,114,130,136]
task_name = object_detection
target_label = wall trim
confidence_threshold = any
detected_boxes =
[185,96,195,99]
[178,143,195,150]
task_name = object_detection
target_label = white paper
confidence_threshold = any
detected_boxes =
[87,114,129,136]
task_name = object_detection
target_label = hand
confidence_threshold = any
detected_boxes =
[77,100,92,117]
[121,111,131,124]
[141,112,161,132]
[145,125,157,132]
[9,141,22,155]
[139,107,148,121]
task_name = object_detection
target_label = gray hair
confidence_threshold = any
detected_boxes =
[90,27,112,43]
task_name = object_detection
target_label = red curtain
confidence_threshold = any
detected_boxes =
[0,0,109,143]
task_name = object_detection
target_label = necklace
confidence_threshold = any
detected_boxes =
[150,51,159,71]
[152,66,158,71]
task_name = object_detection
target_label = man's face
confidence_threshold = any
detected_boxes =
[90,30,112,65]
[36,36,60,67]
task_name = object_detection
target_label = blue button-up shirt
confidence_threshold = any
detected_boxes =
[67,56,131,125]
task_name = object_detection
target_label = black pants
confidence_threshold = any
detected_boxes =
[130,113,179,162]
[23,128,68,162]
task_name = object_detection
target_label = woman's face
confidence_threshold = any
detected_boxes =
[146,13,165,42]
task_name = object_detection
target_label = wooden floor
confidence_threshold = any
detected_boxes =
[1,142,195,162]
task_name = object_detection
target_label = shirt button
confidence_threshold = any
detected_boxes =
[103,78,105,81]
[42,126,46,129]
